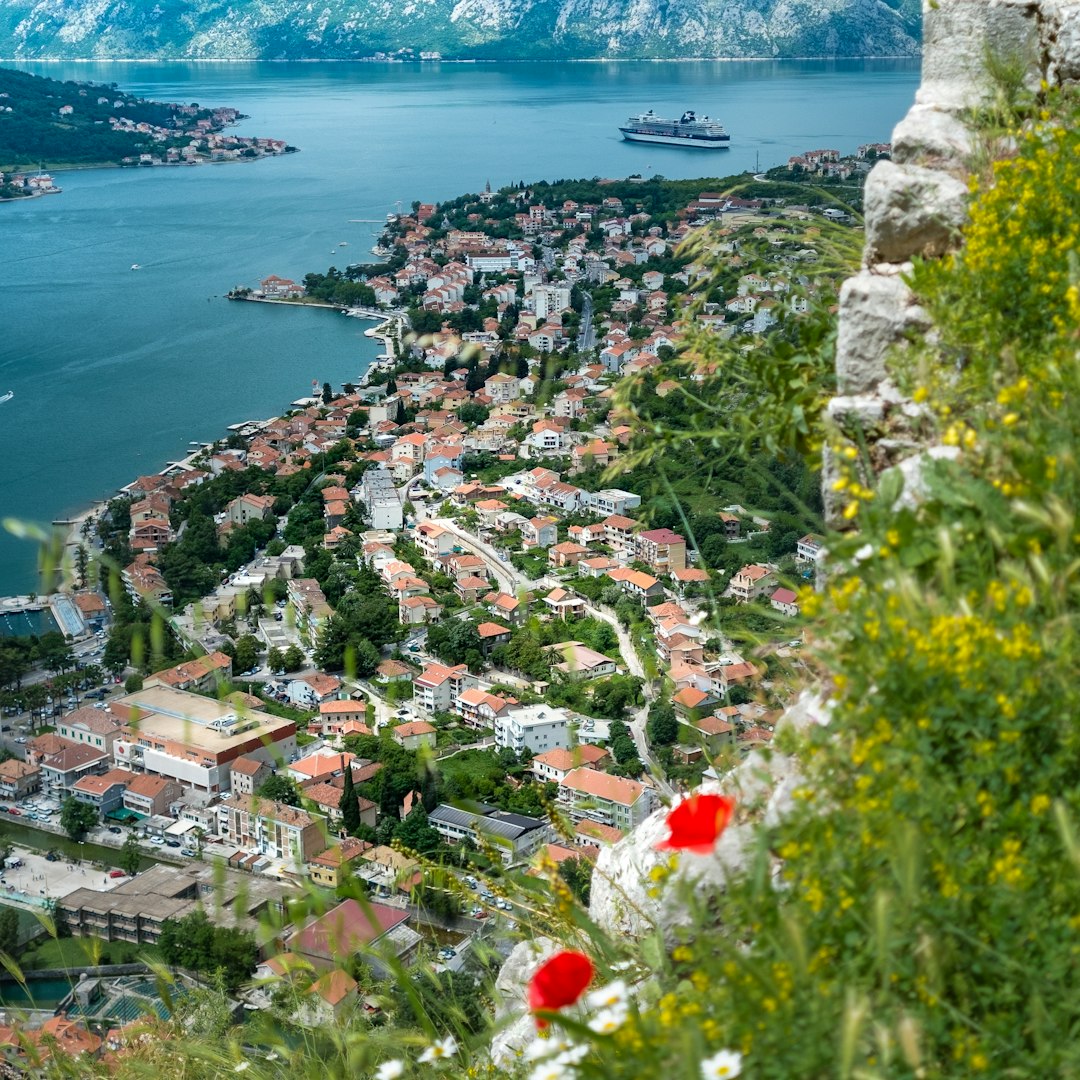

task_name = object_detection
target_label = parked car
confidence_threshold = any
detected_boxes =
[14,738,26,744]
[8,809,21,817]
[108,870,126,879]
[149,835,165,844]
[165,839,181,848]
[108,826,123,835]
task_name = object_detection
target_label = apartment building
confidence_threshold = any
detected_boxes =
[412,663,473,713]
[558,767,654,831]
[634,528,687,573]
[218,793,328,864]
[494,704,572,756]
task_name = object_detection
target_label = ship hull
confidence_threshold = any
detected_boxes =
[620,129,730,148]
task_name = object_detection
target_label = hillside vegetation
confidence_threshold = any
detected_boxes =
[0,0,922,60]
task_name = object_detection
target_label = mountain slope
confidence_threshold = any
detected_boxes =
[0,0,921,60]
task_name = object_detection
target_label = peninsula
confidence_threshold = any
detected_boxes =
[0,66,297,188]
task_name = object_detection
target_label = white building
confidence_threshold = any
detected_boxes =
[494,704,571,757]
[361,466,403,531]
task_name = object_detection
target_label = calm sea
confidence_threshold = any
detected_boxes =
[0,59,920,598]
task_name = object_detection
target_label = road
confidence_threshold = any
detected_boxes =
[428,518,674,796]
[576,293,595,353]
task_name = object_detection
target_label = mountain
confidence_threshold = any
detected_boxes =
[0,0,921,61]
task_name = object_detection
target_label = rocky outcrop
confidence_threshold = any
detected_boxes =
[824,0,1080,525]
[0,0,921,60]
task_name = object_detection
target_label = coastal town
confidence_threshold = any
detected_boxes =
[0,151,877,1065]
[0,66,297,187]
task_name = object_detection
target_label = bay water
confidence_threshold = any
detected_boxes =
[0,59,920,598]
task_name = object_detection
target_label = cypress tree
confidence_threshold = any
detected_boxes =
[340,766,361,834]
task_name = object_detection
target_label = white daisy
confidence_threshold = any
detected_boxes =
[701,1049,743,1079]
[525,1035,569,1061]
[375,1061,405,1080]
[588,1004,629,1034]
[528,1062,573,1080]
[233,1064,250,1074]
[555,1043,589,1067]
[585,979,628,1012]
[418,1036,458,1064]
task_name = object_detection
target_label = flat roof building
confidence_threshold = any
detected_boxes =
[113,684,297,796]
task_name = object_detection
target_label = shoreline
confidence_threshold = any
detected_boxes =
[0,149,299,183]
[0,55,921,64]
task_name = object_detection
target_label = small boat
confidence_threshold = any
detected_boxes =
[130,263,142,271]
[339,241,348,246]
[0,391,12,404]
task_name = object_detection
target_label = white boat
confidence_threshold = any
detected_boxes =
[0,391,12,404]
[619,109,730,148]
[130,263,142,271]
[339,241,348,246]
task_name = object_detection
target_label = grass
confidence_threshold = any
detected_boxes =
[435,749,505,788]
[19,935,162,971]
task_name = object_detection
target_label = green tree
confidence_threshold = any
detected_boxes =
[233,634,262,674]
[267,647,285,673]
[124,672,144,694]
[0,906,20,958]
[281,645,306,673]
[118,832,142,876]
[60,797,98,841]
[647,699,680,746]
[340,765,361,834]
[257,773,301,807]
[395,805,442,855]
[558,855,594,906]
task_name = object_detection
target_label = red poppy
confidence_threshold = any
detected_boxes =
[527,950,595,1028]
[657,793,736,855]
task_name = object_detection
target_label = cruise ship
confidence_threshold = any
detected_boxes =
[619,110,730,148]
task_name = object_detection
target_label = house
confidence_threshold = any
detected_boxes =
[290,898,417,975]
[72,768,132,818]
[672,686,720,717]
[390,720,437,752]
[568,523,606,546]
[303,969,358,1024]
[455,575,491,604]
[521,517,559,550]
[55,708,125,756]
[484,591,527,626]
[122,774,184,818]
[456,687,517,728]
[542,587,586,620]
[602,514,638,549]
[229,755,272,795]
[376,660,414,683]
[553,388,589,419]
[549,541,589,568]
[413,663,473,713]
[770,587,800,617]
[545,641,619,680]
[531,745,610,784]
[399,594,443,625]
[0,759,39,800]
[729,564,777,603]
[719,512,741,538]
[608,568,665,603]
[319,698,368,730]
[796,534,826,565]
[414,522,456,560]
[429,803,552,865]
[356,845,424,898]
[287,579,332,648]
[634,528,687,574]
[558,768,654,831]
[288,749,356,785]
[287,674,342,708]
[494,704,572,756]
[682,713,737,755]
[40,744,109,796]
[477,621,513,654]
[226,493,276,526]
[145,652,233,694]
[308,837,373,889]
[302,781,377,827]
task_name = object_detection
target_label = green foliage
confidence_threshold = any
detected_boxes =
[0,906,20,959]
[257,773,302,807]
[118,833,143,877]
[158,910,259,990]
[59,797,98,841]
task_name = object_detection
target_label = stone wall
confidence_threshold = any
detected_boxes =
[825,0,1080,524]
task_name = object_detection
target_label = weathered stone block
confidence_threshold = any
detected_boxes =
[918,0,1040,111]
[835,270,929,394]
[863,159,970,265]
[892,103,975,168]
[1041,0,1080,84]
